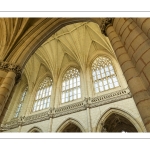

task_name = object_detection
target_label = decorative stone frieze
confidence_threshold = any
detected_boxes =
[48,108,55,118]
[0,123,10,132]
[0,61,22,83]
[100,18,113,36]
[84,97,91,108]
[17,116,25,126]
[90,87,131,108]
[23,111,50,126]
[3,87,132,130]
[3,118,19,130]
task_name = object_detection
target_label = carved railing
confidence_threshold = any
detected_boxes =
[90,88,131,107]
[2,87,132,130]
[54,101,85,117]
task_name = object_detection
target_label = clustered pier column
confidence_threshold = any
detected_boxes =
[100,18,150,131]
[0,61,21,117]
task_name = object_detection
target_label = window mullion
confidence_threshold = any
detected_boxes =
[62,68,81,103]
[92,57,119,93]
[33,77,52,112]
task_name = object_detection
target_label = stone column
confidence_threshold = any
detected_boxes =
[49,118,53,132]
[17,116,25,132]
[112,18,150,93]
[100,18,150,131]
[0,61,21,117]
[86,67,93,97]
[132,18,150,39]
[0,84,17,124]
[48,108,54,132]
[50,80,57,108]
[84,97,92,132]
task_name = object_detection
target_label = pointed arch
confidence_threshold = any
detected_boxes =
[91,55,119,93]
[32,76,53,112]
[61,67,81,103]
[28,126,43,132]
[57,118,85,132]
[96,108,145,132]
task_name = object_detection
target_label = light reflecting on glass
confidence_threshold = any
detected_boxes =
[14,87,28,118]
[33,77,52,112]
[62,68,81,103]
[92,56,119,93]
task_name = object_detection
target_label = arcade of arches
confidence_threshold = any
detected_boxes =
[0,18,150,132]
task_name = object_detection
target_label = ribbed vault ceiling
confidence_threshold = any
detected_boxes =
[0,18,39,60]
[24,22,115,84]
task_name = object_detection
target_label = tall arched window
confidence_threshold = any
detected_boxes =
[14,86,28,118]
[33,77,52,112]
[92,56,119,93]
[62,67,81,103]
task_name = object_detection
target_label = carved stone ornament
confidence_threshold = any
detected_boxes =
[84,97,91,108]
[0,61,22,82]
[0,124,10,132]
[18,116,25,126]
[4,87,132,130]
[100,18,113,36]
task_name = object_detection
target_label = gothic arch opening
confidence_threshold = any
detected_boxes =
[57,118,85,132]
[28,127,42,132]
[96,108,144,132]
[62,123,82,132]
[101,113,138,132]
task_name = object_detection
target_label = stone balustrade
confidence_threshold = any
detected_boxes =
[2,87,131,130]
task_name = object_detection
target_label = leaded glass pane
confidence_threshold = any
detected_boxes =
[32,77,52,112]
[92,56,119,93]
[14,86,28,118]
[62,67,81,103]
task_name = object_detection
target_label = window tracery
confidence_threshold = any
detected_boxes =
[33,77,52,112]
[62,68,81,103]
[92,56,119,93]
[14,86,28,118]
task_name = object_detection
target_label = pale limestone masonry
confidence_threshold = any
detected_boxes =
[2,88,146,132]
[0,18,150,132]
[4,97,146,132]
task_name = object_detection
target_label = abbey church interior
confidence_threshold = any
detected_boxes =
[0,18,150,132]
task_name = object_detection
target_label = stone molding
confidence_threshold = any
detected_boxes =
[3,87,132,130]
[100,18,113,36]
[0,61,22,82]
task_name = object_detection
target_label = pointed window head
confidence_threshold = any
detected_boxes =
[33,77,52,112]
[92,56,119,93]
[62,67,81,103]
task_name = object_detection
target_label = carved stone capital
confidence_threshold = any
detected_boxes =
[100,18,113,36]
[0,61,22,83]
